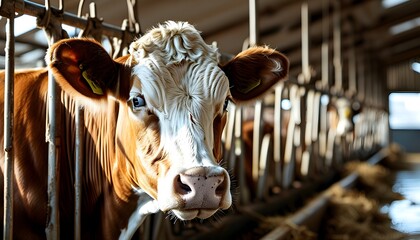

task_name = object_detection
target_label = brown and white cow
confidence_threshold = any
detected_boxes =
[0,21,289,239]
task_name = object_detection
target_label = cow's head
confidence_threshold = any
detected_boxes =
[328,97,362,137]
[47,21,289,220]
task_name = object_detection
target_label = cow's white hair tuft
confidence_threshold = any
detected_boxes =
[129,21,219,65]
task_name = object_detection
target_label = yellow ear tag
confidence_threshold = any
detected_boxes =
[82,71,104,95]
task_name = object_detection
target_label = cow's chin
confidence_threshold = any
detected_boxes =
[171,209,218,220]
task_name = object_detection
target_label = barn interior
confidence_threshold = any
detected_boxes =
[1,0,420,239]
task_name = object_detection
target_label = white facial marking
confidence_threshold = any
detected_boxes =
[128,21,232,221]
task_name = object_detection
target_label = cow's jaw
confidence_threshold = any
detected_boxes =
[154,114,232,220]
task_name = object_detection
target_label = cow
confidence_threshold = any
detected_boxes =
[328,97,362,137]
[0,21,289,239]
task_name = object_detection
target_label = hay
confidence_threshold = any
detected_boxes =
[322,161,407,240]
[257,215,317,240]
[255,160,407,239]
[344,162,404,204]
[321,187,407,240]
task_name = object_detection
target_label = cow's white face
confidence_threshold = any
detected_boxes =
[126,22,232,220]
[47,21,289,222]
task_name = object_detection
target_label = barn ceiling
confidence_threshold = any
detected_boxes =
[1,0,420,91]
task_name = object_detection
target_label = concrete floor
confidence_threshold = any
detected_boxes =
[385,153,420,238]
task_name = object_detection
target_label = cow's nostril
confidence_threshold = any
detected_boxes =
[176,175,192,194]
[215,177,226,196]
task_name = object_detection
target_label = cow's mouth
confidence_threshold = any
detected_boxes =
[171,208,219,220]
[157,166,232,220]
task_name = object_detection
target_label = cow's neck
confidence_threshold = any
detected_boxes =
[84,100,136,201]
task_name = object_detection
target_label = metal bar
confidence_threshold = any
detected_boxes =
[311,92,321,172]
[252,100,263,184]
[321,0,329,90]
[282,85,298,189]
[248,0,263,192]
[321,43,329,90]
[318,95,328,162]
[3,16,15,240]
[301,2,311,83]
[234,107,249,204]
[256,134,273,200]
[45,27,60,239]
[304,90,314,147]
[273,83,284,186]
[74,106,84,240]
[222,104,235,170]
[248,0,259,46]
[6,0,131,38]
[311,92,321,143]
[333,1,342,93]
[301,90,314,176]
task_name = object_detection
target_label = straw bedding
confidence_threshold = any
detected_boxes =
[256,160,407,240]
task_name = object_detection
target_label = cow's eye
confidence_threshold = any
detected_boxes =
[223,98,230,112]
[129,95,146,111]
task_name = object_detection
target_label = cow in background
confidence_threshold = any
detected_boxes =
[328,97,362,137]
[0,21,289,239]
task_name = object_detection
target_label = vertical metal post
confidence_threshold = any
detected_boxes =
[333,1,342,92]
[256,134,273,200]
[248,0,263,191]
[301,2,310,83]
[234,107,249,204]
[3,16,15,240]
[248,0,259,46]
[46,68,60,240]
[311,92,321,172]
[45,31,60,240]
[321,0,329,90]
[74,105,84,240]
[283,85,299,189]
[252,101,263,184]
[319,95,328,164]
[273,83,284,186]
[41,2,64,238]
[301,90,314,176]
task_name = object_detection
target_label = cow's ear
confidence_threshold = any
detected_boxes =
[221,46,289,103]
[47,38,120,99]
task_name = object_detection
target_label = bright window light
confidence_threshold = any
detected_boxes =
[389,92,420,129]
[281,99,291,110]
[320,94,329,106]
[390,17,420,35]
[412,62,420,74]
[13,16,77,38]
[382,0,408,8]
[34,31,48,45]
[14,15,37,36]
[62,24,78,37]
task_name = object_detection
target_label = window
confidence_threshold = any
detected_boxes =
[389,92,420,129]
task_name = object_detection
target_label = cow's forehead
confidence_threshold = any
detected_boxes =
[128,21,220,67]
[127,21,230,117]
[131,58,230,117]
